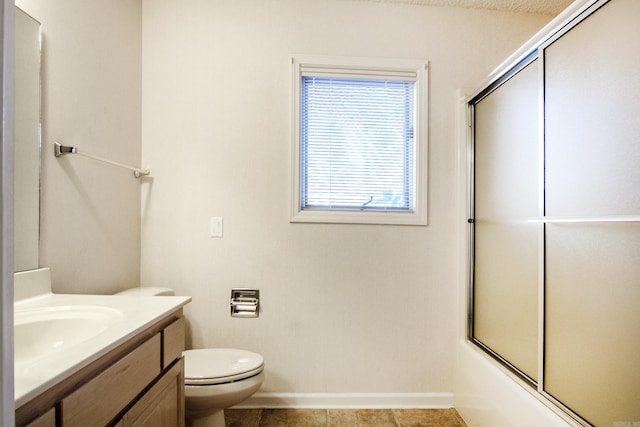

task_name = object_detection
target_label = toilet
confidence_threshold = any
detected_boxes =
[183,348,264,427]
[115,287,265,427]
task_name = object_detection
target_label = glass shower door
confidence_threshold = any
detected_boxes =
[472,59,541,383]
[543,0,640,424]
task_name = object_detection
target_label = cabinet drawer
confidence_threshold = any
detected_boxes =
[61,334,161,427]
[162,317,185,368]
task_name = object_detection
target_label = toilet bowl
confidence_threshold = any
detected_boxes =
[183,348,264,427]
[114,287,265,427]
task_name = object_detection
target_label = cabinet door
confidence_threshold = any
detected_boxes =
[23,409,55,427]
[543,0,640,425]
[121,358,185,427]
[472,58,540,382]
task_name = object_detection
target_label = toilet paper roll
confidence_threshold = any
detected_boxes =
[234,304,257,312]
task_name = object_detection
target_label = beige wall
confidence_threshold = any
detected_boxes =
[15,0,142,294]
[12,0,572,417]
[140,0,551,400]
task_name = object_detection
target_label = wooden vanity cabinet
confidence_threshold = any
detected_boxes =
[117,317,185,427]
[116,359,184,427]
[23,409,55,427]
[18,312,186,427]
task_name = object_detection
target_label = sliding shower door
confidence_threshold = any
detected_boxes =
[469,1,640,425]
[472,58,540,383]
[543,0,640,424]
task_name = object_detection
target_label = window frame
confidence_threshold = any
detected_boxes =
[290,55,429,225]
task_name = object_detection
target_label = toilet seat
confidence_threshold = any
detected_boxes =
[183,348,264,386]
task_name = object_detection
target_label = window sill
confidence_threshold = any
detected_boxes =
[289,208,427,226]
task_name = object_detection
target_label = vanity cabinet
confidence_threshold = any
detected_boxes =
[17,312,186,427]
[117,360,184,427]
[23,409,55,427]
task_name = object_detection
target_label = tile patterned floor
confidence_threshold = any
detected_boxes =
[224,408,467,427]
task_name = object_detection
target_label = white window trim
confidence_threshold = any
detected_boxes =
[290,54,429,226]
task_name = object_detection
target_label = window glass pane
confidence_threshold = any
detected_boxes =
[301,77,415,211]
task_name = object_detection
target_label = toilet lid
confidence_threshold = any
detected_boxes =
[183,348,264,385]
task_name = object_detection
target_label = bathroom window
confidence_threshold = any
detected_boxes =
[290,55,428,225]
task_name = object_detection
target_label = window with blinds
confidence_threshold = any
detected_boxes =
[291,55,428,225]
[301,77,415,211]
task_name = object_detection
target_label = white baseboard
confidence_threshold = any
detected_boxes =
[234,392,454,409]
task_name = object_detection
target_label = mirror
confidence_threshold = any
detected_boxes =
[14,7,41,272]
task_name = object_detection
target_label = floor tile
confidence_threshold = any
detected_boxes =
[259,408,328,427]
[392,408,465,427]
[225,408,467,427]
[449,409,467,427]
[225,408,262,427]
[327,409,397,427]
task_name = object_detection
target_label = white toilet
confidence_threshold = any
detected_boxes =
[183,348,264,427]
[115,287,265,427]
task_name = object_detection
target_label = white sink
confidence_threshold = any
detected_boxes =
[14,305,123,366]
[12,268,191,408]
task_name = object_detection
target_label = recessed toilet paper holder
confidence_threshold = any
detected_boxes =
[230,288,260,318]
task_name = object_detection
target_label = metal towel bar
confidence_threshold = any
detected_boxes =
[54,141,150,178]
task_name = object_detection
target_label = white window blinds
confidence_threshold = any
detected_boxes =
[300,75,417,211]
[290,55,428,226]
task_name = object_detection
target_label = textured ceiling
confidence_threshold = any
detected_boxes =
[349,0,574,15]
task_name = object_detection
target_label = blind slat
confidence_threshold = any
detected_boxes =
[301,76,416,211]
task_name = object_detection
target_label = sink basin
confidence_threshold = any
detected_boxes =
[14,305,123,366]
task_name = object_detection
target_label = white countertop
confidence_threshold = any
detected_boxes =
[13,269,191,408]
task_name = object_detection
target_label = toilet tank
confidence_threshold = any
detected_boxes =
[115,286,175,296]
